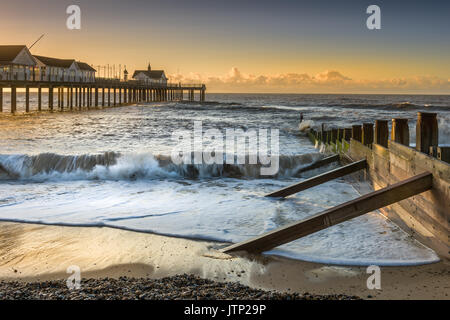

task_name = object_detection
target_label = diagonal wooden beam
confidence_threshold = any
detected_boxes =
[224,172,432,254]
[296,154,340,174]
[266,159,367,198]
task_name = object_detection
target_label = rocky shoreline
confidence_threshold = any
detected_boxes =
[0,274,360,300]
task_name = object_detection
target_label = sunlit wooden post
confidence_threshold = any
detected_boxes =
[391,118,409,146]
[375,120,389,148]
[343,128,352,141]
[362,123,374,147]
[352,125,362,142]
[416,112,438,154]
[114,87,117,106]
[331,128,338,144]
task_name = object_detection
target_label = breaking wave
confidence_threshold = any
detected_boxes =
[0,152,325,181]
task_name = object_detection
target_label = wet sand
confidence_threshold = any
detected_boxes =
[0,222,448,300]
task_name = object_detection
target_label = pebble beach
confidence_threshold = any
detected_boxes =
[0,275,360,300]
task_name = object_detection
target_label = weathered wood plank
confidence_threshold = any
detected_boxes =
[266,159,367,198]
[224,172,432,254]
[296,154,340,174]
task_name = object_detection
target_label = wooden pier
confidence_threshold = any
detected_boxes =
[0,79,206,113]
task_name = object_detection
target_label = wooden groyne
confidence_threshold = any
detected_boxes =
[225,112,449,260]
[0,79,206,113]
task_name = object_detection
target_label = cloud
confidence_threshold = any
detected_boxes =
[169,67,450,93]
[313,70,351,83]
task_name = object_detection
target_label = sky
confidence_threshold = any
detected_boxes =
[0,0,449,93]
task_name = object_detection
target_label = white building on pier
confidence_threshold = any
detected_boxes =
[132,63,168,85]
[0,45,96,83]
[33,56,96,83]
[0,45,38,81]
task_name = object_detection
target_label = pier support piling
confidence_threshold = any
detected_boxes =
[0,86,3,113]
[67,86,70,109]
[49,86,53,111]
[25,86,30,112]
[38,87,42,111]
[95,87,99,107]
[70,86,73,110]
[11,86,17,113]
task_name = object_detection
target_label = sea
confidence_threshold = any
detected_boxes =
[0,93,448,266]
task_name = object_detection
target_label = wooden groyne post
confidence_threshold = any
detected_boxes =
[391,118,409,146]
[306,112,450,257]
[416,112,438,154]
[230,112,449,257]
[374,120,388,148]
[352,125,362,142]
[362,123,374,147]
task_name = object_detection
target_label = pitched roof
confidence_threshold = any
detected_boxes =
[77,62,96,72]
[0,45,28,64]
[132,70,165,79]
[34,55,76,68]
